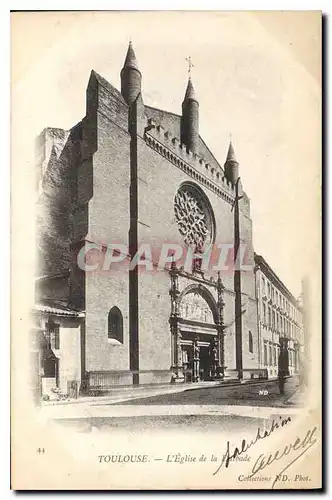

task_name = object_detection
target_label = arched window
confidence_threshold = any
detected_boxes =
[108,307,123,344]
[249,331,253,353]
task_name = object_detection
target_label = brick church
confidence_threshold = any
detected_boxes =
[34,42,302,395]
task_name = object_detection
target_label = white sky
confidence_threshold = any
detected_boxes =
[11,11,321,298]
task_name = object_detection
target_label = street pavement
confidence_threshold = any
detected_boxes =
[117,376,301,408]
[40,377,305,434]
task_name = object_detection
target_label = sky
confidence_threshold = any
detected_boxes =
[11,11,321,298]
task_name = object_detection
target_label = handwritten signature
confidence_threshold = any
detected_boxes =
[249,425,318,489]
[213,416,291,476]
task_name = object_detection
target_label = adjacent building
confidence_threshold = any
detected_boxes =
[254,254,304,379]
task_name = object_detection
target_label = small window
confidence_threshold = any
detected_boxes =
[262,277,265,295]
[108,306,123,344]
[268,307,272,328]
[46,321,60,350]
[248,331,253,353]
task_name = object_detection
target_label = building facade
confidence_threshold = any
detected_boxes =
[34,43,302,394]
[254,254,304,379]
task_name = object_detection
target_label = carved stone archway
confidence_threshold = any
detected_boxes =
[177,284,218,323]
[169,274,224,383]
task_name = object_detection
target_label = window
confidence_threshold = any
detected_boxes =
[264,343,268,365]
[174,183,215,248]
[268,307,272,328]
[46,321,60,350]
[273,346,277,366]
[262,302,267,323]
[108,306,123,344]
[269,344,273,366]
[249,331,253,353]
[262,277,265,295]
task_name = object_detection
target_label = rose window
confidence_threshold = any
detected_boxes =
[174,184,214,249]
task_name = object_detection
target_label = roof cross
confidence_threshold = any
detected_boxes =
[186,56,194,75]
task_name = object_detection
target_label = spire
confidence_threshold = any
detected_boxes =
[121,41,142,106]
[224,140,239,184]
[226,141,238,164]
[181,76,199,153]
[184,77,198,102]
[122,41,140,73]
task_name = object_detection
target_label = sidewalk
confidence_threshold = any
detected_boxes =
[42,380,223,407]
[42,377,281,407]
[40,402,302,424]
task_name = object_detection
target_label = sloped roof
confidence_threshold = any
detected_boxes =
[89,70,127,106]
[35,303,85,318]
[254,253,300,307]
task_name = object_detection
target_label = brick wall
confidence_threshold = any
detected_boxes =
[83,74,131,373]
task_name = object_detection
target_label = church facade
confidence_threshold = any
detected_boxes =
[35,43,302,394]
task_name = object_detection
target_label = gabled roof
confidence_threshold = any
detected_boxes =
[89,70,127,106]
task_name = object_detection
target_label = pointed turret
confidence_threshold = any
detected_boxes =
[121,41,142,105]
[224,140,239,184]
[181,77,199,153]
[184,77,197,102]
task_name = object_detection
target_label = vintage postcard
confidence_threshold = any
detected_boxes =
[11,10,322,490]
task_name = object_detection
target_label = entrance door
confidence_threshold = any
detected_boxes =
[199,346,211,381]
[182,345,194,383]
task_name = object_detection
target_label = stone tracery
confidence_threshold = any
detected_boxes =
[174,185,213,248]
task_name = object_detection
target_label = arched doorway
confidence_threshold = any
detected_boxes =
[176,285,220,382]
